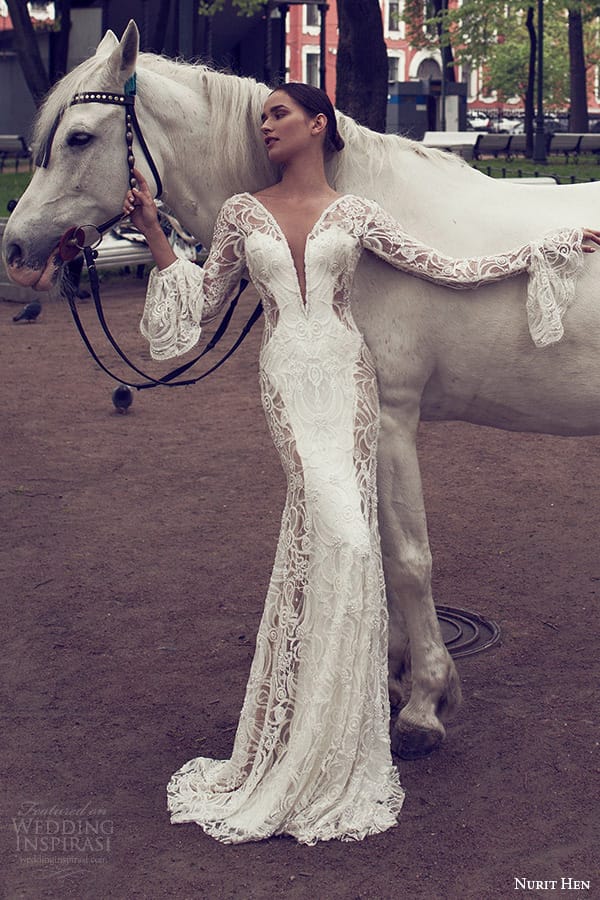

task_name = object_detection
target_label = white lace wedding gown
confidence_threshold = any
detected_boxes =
[140,193,583,845]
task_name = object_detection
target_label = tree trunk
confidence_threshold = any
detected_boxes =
[525,5,536,157]
[568,6,588,132]
[433,0,456,83]
[151,0,172,55]
[49,0,72,83]
[5,0,50,106]
[336,0,388,132]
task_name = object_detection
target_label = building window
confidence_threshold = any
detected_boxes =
[387,51,404,83]
[306,5,319,28]
[305,51,320,86]
[388,1,400,33]
[423,0,437,40]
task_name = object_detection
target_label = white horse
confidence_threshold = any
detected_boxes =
[5,21,600,758]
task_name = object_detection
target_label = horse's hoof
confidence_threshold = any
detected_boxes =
[391,716,446,760]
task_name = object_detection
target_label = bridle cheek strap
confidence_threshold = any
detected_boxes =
[37,86,163,208]
[69,90,163,206]
[45,78,262,389]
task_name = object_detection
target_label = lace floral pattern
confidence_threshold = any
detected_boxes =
[141,192,585,845]
[349,197,583,349]
[140,200,246,359]
[527,230,584,347]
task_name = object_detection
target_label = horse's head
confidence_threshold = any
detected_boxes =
[3,20,162,290]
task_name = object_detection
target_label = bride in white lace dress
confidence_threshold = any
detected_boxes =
[124,84,599,845]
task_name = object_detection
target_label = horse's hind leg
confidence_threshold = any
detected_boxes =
[377,407,462,759]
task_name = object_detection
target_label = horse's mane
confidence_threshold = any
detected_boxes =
[331,112,465,190]
[32,47,463,186]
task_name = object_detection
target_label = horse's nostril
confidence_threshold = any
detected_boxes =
[6,243,23,266]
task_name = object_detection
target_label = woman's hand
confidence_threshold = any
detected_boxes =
[123,168,162,238]
[582,228,600,253]
[123,168,177,270]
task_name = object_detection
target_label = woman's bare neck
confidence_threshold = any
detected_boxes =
[255,155,338,206]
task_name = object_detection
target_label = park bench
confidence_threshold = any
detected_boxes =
[578,133,600,157]
[421,131,483,160]
[506,134,527,157]
[473,133,513,159]
[0,135,32,173]
[547,133,583,161]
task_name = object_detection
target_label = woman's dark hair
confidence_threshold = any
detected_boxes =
[273,83,345,154]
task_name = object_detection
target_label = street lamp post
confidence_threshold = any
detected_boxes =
[318,3,328,92]
[533,0,547,163]
[440,0,447,131]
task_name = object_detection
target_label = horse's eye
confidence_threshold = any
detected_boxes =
[67,132,93,148]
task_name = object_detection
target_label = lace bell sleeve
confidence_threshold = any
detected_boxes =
[140,197,246,360]
[359,199,584,348]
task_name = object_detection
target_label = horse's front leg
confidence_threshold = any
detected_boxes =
[377,406,462,759]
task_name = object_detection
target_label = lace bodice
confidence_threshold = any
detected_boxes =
[141,192,584,358]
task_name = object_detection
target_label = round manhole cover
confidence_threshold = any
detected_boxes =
[436,605,501,658]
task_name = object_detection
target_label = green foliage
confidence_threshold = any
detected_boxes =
[475,7,571,107]
[403,0,451,50]
[0,172,31,213]
[471,153,600,183]
[403,0,600,108]
[198,0,265,16]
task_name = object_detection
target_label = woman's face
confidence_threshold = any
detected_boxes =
[260,90,322,164]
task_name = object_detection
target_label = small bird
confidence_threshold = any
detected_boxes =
[112,385,133,414]
[13,299,42,323]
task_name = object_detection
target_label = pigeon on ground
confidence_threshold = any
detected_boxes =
[112,385,133,414]
[13,299,42,323]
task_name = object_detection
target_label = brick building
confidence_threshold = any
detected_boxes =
[284,1,600,124]
[285,1,439,99]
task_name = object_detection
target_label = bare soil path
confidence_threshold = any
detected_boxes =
[1,283,597,900]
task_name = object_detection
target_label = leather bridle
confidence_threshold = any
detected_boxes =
[39,74,262,390]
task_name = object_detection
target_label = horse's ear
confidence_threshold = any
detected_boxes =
[106,20,139,84]
[95,30,119,57]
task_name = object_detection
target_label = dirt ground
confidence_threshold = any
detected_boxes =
[1,280,598,900]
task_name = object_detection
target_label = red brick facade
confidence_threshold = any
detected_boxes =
[285,1,600,120]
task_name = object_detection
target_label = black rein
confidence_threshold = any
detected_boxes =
[45,81,262,390]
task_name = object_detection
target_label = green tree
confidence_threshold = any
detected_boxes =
[482,11,570,109]
[405,0,600,129]
[197,0,264,13]
[403,0,457,81]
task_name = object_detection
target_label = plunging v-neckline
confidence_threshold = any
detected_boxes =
[245,192,348,311]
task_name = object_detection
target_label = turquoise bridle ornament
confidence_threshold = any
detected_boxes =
[43,75,260,391]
